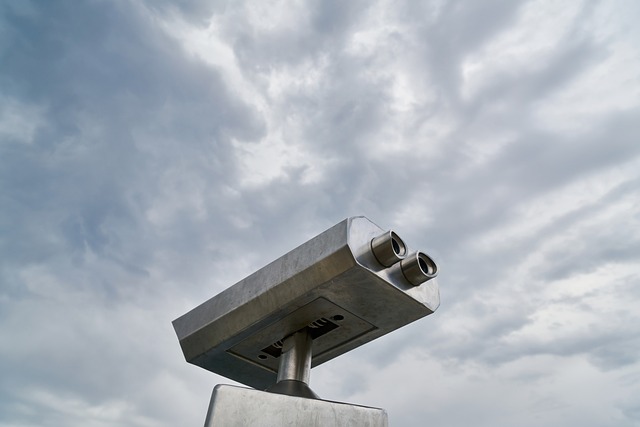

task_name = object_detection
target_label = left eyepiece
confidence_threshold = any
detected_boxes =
[371,231,407,267]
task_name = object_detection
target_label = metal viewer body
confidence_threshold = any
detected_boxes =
[173,216,439,391]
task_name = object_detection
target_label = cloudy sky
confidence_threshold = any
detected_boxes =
[1,0,639,426]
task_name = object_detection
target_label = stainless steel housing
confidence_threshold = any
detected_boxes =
[173,216,440,390]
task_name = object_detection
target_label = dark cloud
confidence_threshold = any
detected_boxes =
[0,0,265,282]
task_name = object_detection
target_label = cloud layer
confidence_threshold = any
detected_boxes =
[1,0,639,425]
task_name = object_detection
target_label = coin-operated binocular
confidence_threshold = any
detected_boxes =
[173,216,440,426]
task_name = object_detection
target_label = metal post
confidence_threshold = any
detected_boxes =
[277,329,313,384]
[267,328,319,399]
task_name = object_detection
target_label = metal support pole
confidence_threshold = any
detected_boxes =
[277,329,313,384]
[266,328,319,399]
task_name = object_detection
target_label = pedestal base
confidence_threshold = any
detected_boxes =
[204,384,388,427]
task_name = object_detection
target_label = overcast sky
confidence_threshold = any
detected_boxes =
[1,0,639,426]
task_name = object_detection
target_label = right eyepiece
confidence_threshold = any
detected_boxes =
[371,231,407,267]
[400,252,438,286]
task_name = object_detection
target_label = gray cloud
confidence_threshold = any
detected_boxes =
[2,0,640,426]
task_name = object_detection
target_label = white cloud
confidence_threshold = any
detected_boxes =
[0,96,47,144]
[461,0,587,101]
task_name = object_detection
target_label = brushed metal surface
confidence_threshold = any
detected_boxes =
[204,385,388,427]
[173,216,440,390]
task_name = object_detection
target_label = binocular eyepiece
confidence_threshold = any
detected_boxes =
[370,230,438,285]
